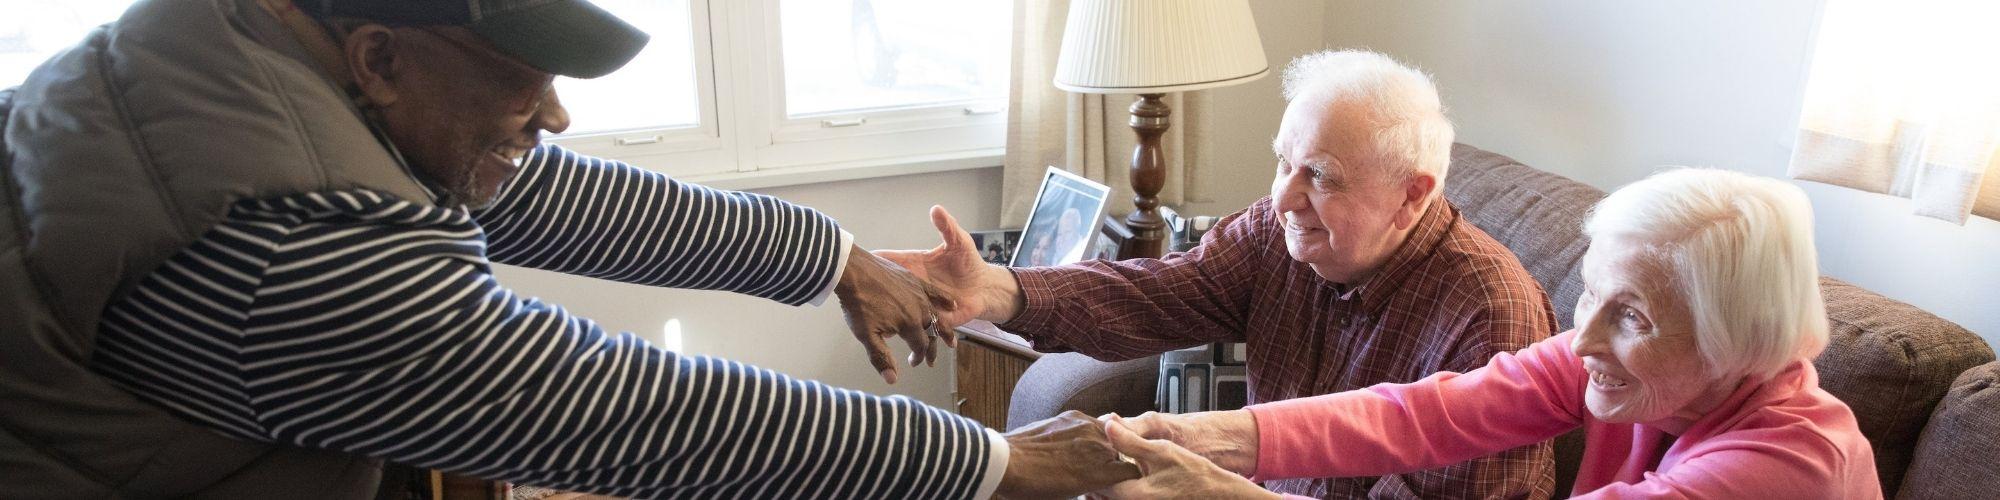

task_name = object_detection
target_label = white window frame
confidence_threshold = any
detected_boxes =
[551,0,1008,189]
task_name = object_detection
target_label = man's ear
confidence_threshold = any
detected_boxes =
[1394,171,1438,229]
[343,24,402,108]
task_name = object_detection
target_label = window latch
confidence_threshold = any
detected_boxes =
[615,135,663,146]
[820,117,867,128]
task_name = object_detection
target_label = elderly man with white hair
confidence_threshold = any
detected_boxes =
[884,50,1560,497]
[1096,168,1881,499]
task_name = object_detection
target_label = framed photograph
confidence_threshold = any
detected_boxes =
[1087,216,1130,261]
[1011,167,1113,267]
[967,229,1022,265]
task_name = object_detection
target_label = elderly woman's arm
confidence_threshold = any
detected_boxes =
[1103,334,1587,498]
[1116,333,1589,484]
[1248,333,1588,481]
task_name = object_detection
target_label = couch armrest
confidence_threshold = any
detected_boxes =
[1896,361,1999,499]
[1004,353,1159,431]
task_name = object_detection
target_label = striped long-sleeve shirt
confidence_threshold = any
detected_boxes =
[91,144,1003,498]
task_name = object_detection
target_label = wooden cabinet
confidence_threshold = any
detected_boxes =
[951,322,1042,429]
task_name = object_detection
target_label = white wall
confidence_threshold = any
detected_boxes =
[494,167,1004,409]
[1318,0,2000,346]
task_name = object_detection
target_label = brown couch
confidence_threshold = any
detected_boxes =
[1005,143,1999,499]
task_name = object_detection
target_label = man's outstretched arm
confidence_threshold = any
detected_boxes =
[474,144,845,305]
[474,144,952,380]
[96,192,1136,498]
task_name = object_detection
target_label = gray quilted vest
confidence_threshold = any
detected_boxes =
[1,0,437,496]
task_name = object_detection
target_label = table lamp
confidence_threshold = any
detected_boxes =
[1054,0,1267,259]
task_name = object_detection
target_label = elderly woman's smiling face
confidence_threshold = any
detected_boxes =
[1571,238,1737,431]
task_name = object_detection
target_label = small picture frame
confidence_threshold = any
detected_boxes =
[1088,216,1131,261]
[1013,167,1113,267]
[967,229,1022,265]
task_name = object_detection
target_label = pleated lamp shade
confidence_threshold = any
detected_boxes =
[1054,0,1268,94]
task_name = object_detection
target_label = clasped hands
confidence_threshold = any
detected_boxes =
[999,409,1274,499]
[833,205,1025,384]
[833,243,955,384]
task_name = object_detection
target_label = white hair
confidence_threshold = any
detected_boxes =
[1585,168,1828,381]
[1279,49,1455,182]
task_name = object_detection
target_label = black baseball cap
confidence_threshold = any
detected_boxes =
[302,0,650,79]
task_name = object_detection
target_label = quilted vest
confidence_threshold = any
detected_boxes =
[1,0,436,496]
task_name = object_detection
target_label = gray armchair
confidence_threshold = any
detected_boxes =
[1005,143,1998,498]
[1004,353,1158,431]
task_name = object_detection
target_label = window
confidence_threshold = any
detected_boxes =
[554,0,704,136]
[778,0,1008,118]
[1,0,1013,184]
[1789,0,2000,223]
[0,1,132,87]
[550,0,1013,182]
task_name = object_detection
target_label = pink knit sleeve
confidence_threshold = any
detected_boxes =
[1248,331,1589,482]
[1569,425,1865,499]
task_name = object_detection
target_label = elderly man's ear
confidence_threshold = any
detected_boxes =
[342,24,405,108]
[1394,172,1440,229]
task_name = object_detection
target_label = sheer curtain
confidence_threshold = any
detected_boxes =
[1789,0,2000,224]
[1002,0,1215,226]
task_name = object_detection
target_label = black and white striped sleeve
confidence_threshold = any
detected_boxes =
[473,144,850,306]
[95,192,996,498]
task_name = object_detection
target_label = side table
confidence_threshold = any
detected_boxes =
[951,321,1041,429]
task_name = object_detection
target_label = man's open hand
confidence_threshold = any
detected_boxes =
[996,411,1143,499]
[834,245,954,384]
[872,205,1022,327]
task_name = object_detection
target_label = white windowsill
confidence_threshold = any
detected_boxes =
[686,148,1005,191]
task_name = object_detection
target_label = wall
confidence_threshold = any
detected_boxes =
[1318,0,2000,345]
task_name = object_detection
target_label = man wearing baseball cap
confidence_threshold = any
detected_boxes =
[0,0,1136,497]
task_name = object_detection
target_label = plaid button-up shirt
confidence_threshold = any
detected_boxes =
[1004,197,1559,499]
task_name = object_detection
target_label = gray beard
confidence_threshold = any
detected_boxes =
[436,167,498,211]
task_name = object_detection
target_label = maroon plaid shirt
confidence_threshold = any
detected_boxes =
[1004,197,1559,499]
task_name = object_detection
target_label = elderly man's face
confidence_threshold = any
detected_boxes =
[1571,240,1734,429]
[355,25,570,207]
[1267,93,1426,284]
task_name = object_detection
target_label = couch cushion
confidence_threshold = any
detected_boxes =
[1442,144,1605,330]
[1896,361,2000,499]
[1812,278,1996,497]
[1006,353,1159,431]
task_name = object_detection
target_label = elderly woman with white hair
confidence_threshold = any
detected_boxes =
[1095,168,1881,499]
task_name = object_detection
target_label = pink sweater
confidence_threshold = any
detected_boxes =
[1249,331,1880,499]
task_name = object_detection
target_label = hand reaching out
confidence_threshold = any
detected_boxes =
[995,411,1143,499]
[872,205,1024,327]
[833,244,956,384]
[1111,410,1261,476]
[1089,418,1278,500]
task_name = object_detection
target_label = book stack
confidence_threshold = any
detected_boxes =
[1157,343,1249,413]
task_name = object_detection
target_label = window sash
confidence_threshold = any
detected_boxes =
[552,0,1009,179]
